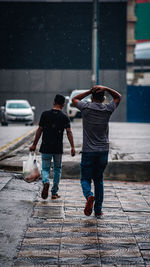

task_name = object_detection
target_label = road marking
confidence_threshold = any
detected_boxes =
[0,128,35,152]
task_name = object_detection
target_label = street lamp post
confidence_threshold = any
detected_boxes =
[91,0,99,86]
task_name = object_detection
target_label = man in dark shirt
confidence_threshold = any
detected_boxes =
[30,94,75,200]
[72,85,121,218]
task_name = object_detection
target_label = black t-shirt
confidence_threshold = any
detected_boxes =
[39,109,70,154]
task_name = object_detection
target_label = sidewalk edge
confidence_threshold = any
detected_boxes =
[0,159,150,182]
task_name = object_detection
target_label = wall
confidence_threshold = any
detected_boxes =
[0,1,127,122]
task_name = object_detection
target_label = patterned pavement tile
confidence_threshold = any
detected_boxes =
[14,180,150,266]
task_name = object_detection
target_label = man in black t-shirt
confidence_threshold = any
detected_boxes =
[30,94,75,200]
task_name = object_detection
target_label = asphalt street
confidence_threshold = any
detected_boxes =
[0,125,36,150]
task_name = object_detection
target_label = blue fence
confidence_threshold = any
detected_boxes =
[127,85,150,123]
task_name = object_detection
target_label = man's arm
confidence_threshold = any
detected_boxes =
[93,85,122,106]
[66,128,75,156]
[29,126,43,151]
[72,89,92,107]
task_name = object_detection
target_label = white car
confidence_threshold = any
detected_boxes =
[66,89,91,121]
[0,99,35,126]
[134,41,150,60]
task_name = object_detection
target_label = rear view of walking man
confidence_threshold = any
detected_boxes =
[72,85,121,217]
[30,94,75,200]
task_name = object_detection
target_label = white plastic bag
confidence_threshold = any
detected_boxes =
[23,152,41,183]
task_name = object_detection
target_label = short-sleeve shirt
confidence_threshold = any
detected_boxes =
[77,100,117,152]
[39,109,70,154]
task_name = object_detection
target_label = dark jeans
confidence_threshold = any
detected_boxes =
[80,151,108,214]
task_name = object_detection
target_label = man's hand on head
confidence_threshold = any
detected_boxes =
[91,85,105,94]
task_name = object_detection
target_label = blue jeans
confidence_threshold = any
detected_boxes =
[80,151,108,214]
[42,154,62,195]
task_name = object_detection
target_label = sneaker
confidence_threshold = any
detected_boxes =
[51,194,60,199]
[84,195,95,216]
[41,183,49,199]
[95,212,104,218]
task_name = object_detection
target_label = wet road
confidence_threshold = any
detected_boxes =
[64,120,150,161]
[0,121,150,161]
[0,125,36,151]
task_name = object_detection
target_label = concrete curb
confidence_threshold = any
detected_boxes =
[0,128,36,161]
[62,161,150,182]
[0,159,150,182]
[104,161,150,182]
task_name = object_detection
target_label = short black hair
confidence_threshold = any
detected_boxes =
[54,94,65,106]
[92,91,105,101]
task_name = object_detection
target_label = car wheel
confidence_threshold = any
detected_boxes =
[1,121,8,126]
[25,122,33,126]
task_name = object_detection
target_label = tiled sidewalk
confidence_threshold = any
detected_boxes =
[14,180,150,266]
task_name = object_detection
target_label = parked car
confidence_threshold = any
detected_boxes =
[134,41,150,61]
[66,89,91,121]
[0,99,35,126]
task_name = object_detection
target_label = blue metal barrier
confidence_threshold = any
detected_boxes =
[127,85,150,123]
